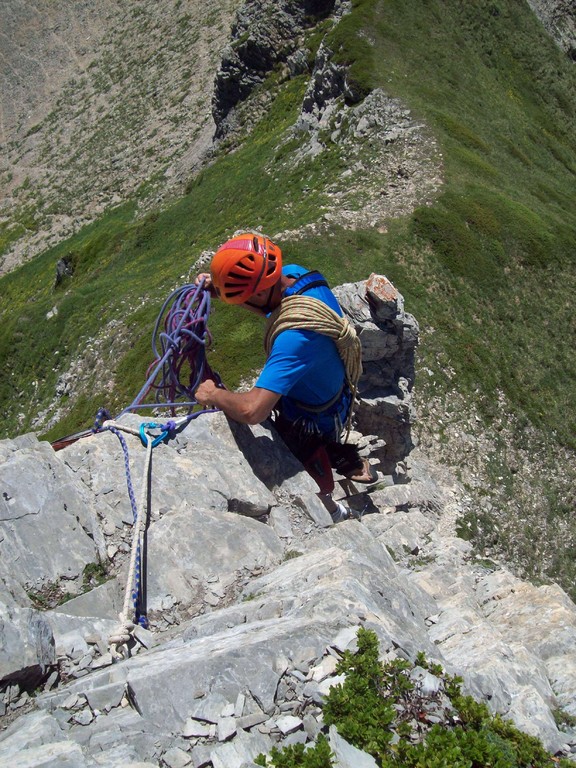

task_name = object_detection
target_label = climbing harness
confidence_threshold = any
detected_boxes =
[50,275,362,658]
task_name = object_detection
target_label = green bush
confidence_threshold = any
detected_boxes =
[257,629,572,768]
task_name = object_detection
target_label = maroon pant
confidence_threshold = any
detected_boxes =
[273,415,362,494]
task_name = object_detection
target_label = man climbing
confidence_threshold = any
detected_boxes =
[194,232,376,522]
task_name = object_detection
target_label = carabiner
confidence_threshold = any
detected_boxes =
[139,422,169,448]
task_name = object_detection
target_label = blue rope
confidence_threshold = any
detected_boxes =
[105,422,148,628]
[94,408,150,627]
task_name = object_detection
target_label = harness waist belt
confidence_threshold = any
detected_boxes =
[290,383,345,414]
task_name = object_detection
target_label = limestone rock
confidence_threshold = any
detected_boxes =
[0,739,87,768]
[0,604,55,689]
[526,0,576,57]
[329,725,378,767]
[0,434,106,598]
[213,0,338,136]
[334,276,417,472]
[1,275,576,766]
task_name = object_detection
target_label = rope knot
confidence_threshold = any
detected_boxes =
[108,614,136,659]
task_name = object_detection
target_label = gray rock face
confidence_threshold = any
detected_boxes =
[334,274,418,472]
[526,0,576,58]
[212,0,339,136]
[1,276,576,766]
[329,725,378,767]
[0,0,240,274]
[0,604,55,689]
[0,434,107,599]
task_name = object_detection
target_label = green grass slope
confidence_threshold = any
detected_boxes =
[0,0,575,582]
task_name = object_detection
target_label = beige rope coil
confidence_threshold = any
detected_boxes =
[264,295,362,436]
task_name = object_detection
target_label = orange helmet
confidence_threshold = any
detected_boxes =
[210,233,282,304]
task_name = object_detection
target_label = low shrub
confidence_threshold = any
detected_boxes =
[256,628,572,767]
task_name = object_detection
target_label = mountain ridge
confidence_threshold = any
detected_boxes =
[1,6,576,765]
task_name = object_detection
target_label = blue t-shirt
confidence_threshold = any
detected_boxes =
[256,265,347,431]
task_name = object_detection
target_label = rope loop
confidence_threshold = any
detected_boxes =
[93,407,112,433]
[265,295,362,395]
[120,280,222,417]
[51,281,225,655]
[109,614,136,660]
[104,421,155,658]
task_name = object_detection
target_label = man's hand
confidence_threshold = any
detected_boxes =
[194,380,280,425]
[195,379,220,409]
[195,272,216,296]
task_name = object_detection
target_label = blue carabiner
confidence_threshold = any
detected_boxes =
[139,422,169,448]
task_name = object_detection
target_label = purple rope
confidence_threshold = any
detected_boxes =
[120,280,221,418]
[86,279,224,629]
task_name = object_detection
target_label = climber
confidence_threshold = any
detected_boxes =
[194,232,377,522]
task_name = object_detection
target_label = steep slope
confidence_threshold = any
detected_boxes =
[0,0,241,273]
[1,0,575,640]
[527,0,576,56]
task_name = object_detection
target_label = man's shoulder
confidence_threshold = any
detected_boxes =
[282,263,307,278]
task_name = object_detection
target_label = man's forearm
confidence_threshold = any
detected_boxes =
[206,388,257,423]
[196,381,280,425]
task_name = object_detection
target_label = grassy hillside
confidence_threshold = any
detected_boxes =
[0,1,575,583]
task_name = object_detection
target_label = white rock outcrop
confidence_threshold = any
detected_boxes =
[1,277,575,766]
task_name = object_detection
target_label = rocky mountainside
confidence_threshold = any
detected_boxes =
[2,276,576,768]
[0,0,240,274]
[0,0,444,276]
[2,0,573,276]
[527,0,576,58]
[1,2,576,766]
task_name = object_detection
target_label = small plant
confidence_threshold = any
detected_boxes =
[553,708,576,731]
[27,581,75,610]
[82,561,109,589]
[255,734,334,767]
[283,550,302,561]
[242,591,262,602]
[323,628,399,756]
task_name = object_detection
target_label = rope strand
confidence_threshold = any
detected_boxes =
[121,280,220,417]
[107,423,154,659]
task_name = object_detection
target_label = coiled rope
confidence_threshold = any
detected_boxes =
[121,278,221,416]
[264,295,362,435]
[101,281,223,657]
[50,280,220,451]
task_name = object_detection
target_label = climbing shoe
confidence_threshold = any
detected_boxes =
[331,501,350,524]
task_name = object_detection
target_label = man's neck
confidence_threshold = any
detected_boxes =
[280,275,296,294]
